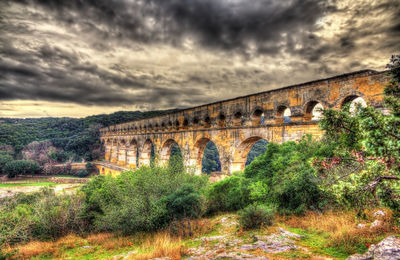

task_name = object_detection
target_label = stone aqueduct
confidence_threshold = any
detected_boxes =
[99,70,388,175]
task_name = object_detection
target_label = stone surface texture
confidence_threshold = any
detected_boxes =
[347,236,400,260]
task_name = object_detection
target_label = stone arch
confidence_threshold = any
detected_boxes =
[276,105,291,123]
[117,139,127,166]
[341,95,367,114]
[175,119,180,130]
[232,136,265,172]
[127,139,138,169]
[191,137,220,174]
[203,115,211,128]
[193,117,199,125]
[233,111,243,126]
[217,113,226,128]
[251,107,264,126]
[160,139,181,165]
[140,139,153,167]
[304,100,324,121]
[183,118,189,128]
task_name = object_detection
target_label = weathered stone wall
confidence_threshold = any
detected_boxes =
[99,70,388,175]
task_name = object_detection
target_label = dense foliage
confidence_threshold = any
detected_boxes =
[0,110,174,161]
[4,160,40,178]
[318,54,400,211]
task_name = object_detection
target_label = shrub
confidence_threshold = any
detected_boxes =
[81,165,207,234]
[30,189,88,240]
[239,204,275,230]
[206,174,250,214]
[162,184,204,221]
[4,160,40,178]
[77,169,89,178]
[0,152,13,175]
[0,188,88,245]
[243,136,332,214]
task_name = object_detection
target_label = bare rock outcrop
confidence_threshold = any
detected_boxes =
[347,236,400,260]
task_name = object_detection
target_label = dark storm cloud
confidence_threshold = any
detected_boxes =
[10,0,335,54]
[0,0,399,112]
[0,40,205,107]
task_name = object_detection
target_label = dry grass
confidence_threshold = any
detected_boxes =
[131,232,184,260]
[4,234,86,259]
[168,218,213,238]
[279,208,398,253]
[86,232,114,245]
[3,223,203,259]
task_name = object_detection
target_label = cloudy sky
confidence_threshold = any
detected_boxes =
[0,0,399,118]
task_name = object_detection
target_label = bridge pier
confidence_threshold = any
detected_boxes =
[117,143,127,166]
[110,141,118,164]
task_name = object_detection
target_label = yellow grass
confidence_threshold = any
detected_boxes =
[4,234,86,259]
[279,208,398,253]
[132,232,184,260]
[3,218,214,259]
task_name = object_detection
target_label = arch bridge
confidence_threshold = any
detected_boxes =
[99,70,388,175]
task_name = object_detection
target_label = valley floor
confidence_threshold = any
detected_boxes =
[3,210,399,260]
[0,176,85,198]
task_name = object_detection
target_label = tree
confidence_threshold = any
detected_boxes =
[0,152,13,175]
[318,55,400,209]
[4,160,40,178]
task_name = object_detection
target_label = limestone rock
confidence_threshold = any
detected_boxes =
[357,223,367,229]
[347,236,400,260]
[370,220,382,228]
[373,210,386,218]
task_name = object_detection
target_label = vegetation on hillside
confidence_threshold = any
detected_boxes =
[0,110,174,161]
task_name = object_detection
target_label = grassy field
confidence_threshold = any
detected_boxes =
[0,182,56,188]
[0,177,84,198]
[3,209,398,259]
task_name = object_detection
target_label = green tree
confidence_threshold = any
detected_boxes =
[318,55,400,209]
[0,152,13,175]
[4,160,40,178]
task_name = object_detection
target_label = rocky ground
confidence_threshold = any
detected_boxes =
[183,215,330,260]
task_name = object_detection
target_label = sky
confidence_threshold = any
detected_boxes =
[0,0,399,118]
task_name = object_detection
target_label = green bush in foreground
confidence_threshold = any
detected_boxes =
[239,204,275,230]
[81,166,208,234]
[0,189,87,245]
[206,173,250,214]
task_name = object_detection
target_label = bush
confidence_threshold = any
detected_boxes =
[243,136,332,214]
[4,160,40,178]
[239,204,275,230]
[162,184,204,221]
[30,189,88,240]
[77,169,89,178]
[206,174,250,214]
[81,165,207,234]
[0,152,13,175]
[0,188,87,245]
